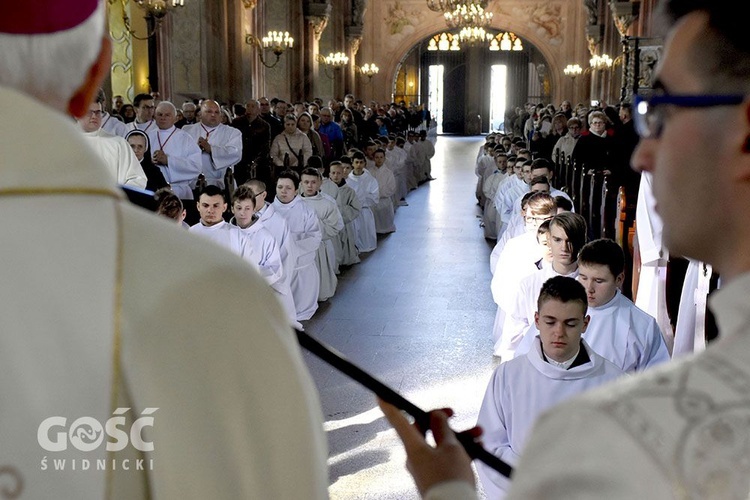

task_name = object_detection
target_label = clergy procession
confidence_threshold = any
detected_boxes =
[6,0,750,498]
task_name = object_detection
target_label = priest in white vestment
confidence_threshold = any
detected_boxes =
[346,152,379,252]
[634,172,674,348]
[300,168,344,302]
[478,276,625,498]
[368,149,397,234]
[101,109,129,138]
[183,99,242,190]
[126,93,156,133]
[147,101,202,199]
[77,97,147,189]
[329,162,361,267]
[272,171,322,320]
[0,4,328,496]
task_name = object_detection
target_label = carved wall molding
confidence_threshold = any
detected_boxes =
[308,15,329,41]
[242,0,257,9]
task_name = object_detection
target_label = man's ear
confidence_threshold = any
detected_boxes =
[67,36,111,118]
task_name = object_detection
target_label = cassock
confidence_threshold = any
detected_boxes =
[475,154,495,205]
[333,181,362,267]
[183,122,242,189]
[673,259,713,357]
[518,290,670,372]
[101,111,129,138]
[507,274,750,500]
[634,172,674,348]
[386,147,409,204]
[1,86,328,499]
[81,128,147,189]
[301,192,344,302]
[272,195,322,320]
[368,164,397,234]
[346,169,379,253]
[321,178,339,199]
[235,219,300,330]
[477,337,625,499]
[404,141,422,189]
[147,125,202,199]
[499,262,579,361]
[418,138,435,181]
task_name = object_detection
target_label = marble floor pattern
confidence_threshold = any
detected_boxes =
[302,135,496,499]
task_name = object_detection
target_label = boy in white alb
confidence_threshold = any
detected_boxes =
[477,276,626,498]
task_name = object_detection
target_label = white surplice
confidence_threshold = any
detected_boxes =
[81,128,147,189]
[499,262,579,361]
[272,195,322,320]
[346,169,379,252]
[673,259,713,358]
[147,125,202,199]
[507,273,750,500]
[333,182,361,267]
[183,122,242,189]
[477,337,625,499]
[367,163,396,234]
[0,86,328,500]
[302,192,344,302]
[255,202,297,305]
[101,112,129,138]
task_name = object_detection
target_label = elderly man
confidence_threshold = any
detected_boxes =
[383,1,750,498]
[317,107,344,160]
[183,99,242,190]
[146,100,202,199]
[175,101,197,128]
[0,1,328,498]
[77,90,146,189]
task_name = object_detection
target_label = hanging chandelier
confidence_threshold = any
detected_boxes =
[444,3,493,29]
[133,0,185,19]
[459,26,491,46]
[426,0,489,13]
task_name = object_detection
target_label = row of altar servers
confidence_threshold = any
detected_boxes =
[472,136,714,363]
[188,137,436,328]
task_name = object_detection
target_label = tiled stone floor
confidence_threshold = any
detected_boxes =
[302,135,495,499]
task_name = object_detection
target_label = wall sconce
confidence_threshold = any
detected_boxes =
[110,0,185,40]
[355,63,379,82]
[245,31,294,69]
[589,54,613,71]
[563,64,583,80]
[317,52,349,78]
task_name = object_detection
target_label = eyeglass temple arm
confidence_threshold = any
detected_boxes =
[295,328,514,479]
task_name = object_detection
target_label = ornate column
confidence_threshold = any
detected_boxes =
[304,1,331,99]
[609,0,641,102]
[345,25,363,96]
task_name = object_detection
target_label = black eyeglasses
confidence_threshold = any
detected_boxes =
[633,93,746,139]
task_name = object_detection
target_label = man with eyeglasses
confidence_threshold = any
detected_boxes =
[128,92,156,132]
[380,1,750,498]
[77,89,147,188]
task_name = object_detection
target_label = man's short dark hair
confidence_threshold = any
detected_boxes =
[133,93,153,108]
[554,196,574,212]
[200,184,226,202]
[306,155,324,170]
[232,184,255,204]
[277,170,301,189]
[530,175,551,188]
[301,167,322,179]
[339,155,352,165]
[578,238,625,278]
[531,158,553,173]
[537,276,588,315]
[351,151,366,161]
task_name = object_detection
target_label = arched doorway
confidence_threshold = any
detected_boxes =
[392,28,552,135]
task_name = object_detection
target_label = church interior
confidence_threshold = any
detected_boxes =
[99,0,709,497]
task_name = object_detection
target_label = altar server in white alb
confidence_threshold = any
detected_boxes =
[77,89,146,188]
[328,161,361,267]
[477,276,625,499]
[190,185,255,258]
[273,170,322,321]
[346,151,378,253]
[147,100,202,199]
[230,184,300,329]
[368,148,397,234]
[0,2,328,498]
[300,168,344,302]
[499,212,587,361]
[183,99,242,190]
[577,238,670,371]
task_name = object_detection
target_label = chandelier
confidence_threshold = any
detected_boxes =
[589,54,613,70]
[245,31,294,69]
[426,0,488,13]
[564,64,583,79]
[444,3,493,29]
[133,0,185,19]
[459,26,491,46]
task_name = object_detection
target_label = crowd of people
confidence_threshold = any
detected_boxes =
[81,84,438,328]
